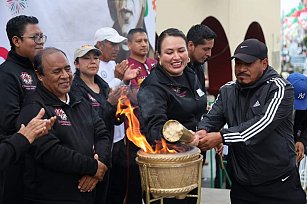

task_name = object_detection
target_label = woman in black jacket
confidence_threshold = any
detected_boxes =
[137,28,207,204]
[71,45,126,204]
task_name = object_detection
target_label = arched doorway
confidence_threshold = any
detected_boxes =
[201,16,232,97]
[244,21,266,43]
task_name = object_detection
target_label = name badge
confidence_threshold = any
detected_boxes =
[196,88,205,97]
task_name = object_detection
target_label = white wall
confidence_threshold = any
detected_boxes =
[156,0,281,73]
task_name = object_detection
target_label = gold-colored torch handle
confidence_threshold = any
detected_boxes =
[162,120,195,143]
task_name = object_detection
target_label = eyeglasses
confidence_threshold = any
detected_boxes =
[19,35,47,44]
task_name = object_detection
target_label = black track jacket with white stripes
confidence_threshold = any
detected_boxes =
[198,66,296,185]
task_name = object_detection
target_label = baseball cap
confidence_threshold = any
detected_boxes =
[231,39,268,63]
[287,72,307,110]
[94,27,126,43]
[74,44,102,61]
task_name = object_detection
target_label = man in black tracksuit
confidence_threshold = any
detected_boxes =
[196,39,306,204]
[18,47,111,204]
[0,15,46,204]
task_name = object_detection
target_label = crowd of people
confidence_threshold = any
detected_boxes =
[0,14,306,204]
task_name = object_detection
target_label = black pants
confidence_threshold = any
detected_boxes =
[94,170,109,204]
[230,168,306,204]
[105,139,143,204]
[3,163,24,204]
[105,139,127,204]
[124,141,143,204]
[0,171,4,204]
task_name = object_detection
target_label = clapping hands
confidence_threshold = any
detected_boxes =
[18,108,56,144]
[114,60,140,83]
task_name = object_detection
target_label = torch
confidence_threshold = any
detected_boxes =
[162,120,196,144]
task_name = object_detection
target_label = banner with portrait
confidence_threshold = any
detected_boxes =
[0,0,156,67]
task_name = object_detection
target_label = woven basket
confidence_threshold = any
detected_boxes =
[136,146,202,199]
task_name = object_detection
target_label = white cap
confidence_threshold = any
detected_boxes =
[94,27,126,43]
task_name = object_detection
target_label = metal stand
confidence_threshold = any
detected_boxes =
[142,155,203,204]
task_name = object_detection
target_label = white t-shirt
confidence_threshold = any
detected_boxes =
[98,60,125,90]
[98,60,125,143]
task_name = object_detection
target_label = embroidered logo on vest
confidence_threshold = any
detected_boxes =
[171,86,187,97]
[20,72,33,84]
[20,72,36,90]
[88,93,100,107]
[54,107,71,126]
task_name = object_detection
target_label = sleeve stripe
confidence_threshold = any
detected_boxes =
[224,132,240,136]
[223,78,286,143]
[241,78,285,140]
[225,138,244,142]
[225,135,242,139]
[207,82,235,114]
[207,94,220,114]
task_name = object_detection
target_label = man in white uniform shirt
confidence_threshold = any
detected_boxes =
[94,27,139,203]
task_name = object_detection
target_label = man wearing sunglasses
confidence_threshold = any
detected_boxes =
[0,15,46,204]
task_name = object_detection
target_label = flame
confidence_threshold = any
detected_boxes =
[116,95,176,154]
[154,138,177,154]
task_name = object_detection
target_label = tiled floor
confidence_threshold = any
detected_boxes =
[201,188,230,204]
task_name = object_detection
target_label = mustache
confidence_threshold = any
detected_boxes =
[237,73,250,77]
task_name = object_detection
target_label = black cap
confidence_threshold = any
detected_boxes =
[231,39,268,63]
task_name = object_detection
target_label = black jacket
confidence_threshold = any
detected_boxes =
[137,64,207,144]
[188,61,206,92]
[0,133,30,171]
[0,132,31,204]
[294,110,307,148]
[71,72,117,136]
[18,82,111,203]
[0,50,37,139]
[0,50,37,204]
[198,66,296,185]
